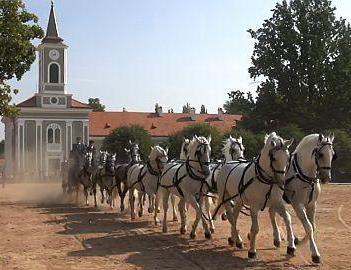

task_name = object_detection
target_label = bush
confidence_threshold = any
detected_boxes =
[102,125,152,161]
[168,124,223,160]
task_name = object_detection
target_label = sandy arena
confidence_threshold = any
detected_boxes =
[0,182,350,270]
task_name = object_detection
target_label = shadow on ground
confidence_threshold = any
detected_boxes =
[34,203,290,270]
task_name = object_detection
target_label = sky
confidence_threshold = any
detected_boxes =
[4,0,351,139]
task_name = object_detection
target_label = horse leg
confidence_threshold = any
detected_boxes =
[248,208,259,259]
[162,189,170,232]
[100,187,105,204]
[205,196,215,233]
[121,186,128,212]
[93,185,97,207]
[306,202,317,231]
[148,194,155,214]
[178,198,187,234]
[225,200,243,248]
[138,192,144,217]
[171,194,178,221]
[293,203,320,263]
[129,188,136,220]
[154,191,161,225]
[75,185,79,205]
[275,204,296,256]
[269,207,282,248]
[188,196,210,239]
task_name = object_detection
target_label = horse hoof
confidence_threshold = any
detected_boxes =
[221,213,227,221]
[228,237,235,246]
[210,228,215,234]
[173,216,178,222]
[148,208,153,214]
[180,228,186,235]
[287,247,295,256]
[204,231,212,239]
[248,251,257,259]
[162,227,168,233]
[312,255,321,264]
[294,236,299,246]
[190,232,196,239]
[138,211,143,217]
[274,239,280,248]
[236,242,243,249]
[157,208,161,213]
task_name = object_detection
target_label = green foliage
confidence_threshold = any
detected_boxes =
[168,123,222,160]
[239,0,351,132]
[102,125,152,161]
[0,0,44,116]
[224,90,255,115]
[327,129,351,182]
[88,98,105,112]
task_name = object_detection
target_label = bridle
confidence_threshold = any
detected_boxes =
[229,141,244,160]
[187,143,211,176]
[268,143,290,176]
[312,141,336,172]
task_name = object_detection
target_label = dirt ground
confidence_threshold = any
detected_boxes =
[0,182,350,270]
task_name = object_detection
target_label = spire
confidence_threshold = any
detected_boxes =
[42,1,63,43]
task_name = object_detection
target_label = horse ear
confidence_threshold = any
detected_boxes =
[264,134,269,143]
[229,135,233,140]
[238,136,243,144]
[271,140,276,147]
[151,146,154,150]
[165,147,169,154]
[284,139,294,148]
[124,148,130,153]
[328,132,335,143]
[318,134,324,142]
[128,139,132,145]
[207,135,212,143]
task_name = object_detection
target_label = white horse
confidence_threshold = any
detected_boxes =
[204,135,245,232]
[159,135,213,239]
[269,133,336,263]
[214,132,294,259]
[127,145,168,224]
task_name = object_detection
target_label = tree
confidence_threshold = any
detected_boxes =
[0,0,43,116]
[223,90,255,115]
[102,125,152,161]
[168,123,223,160]
[200,104,207,114]
[88,98,105,112]
[243,0,351,132]
[182,102,191,113]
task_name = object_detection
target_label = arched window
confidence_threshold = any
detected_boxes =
[49,63,59,83]
[47,123,61,151]
[55,128,61,143]
[48,128,54,143]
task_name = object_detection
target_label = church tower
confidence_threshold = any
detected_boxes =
[2,2,91,179]
[37,1,69,107]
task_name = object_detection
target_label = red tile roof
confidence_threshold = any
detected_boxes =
[89,111,242,137]
[17,96,36,107]
[16,95,90,109]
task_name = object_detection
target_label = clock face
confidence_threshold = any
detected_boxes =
[49,49,60,60]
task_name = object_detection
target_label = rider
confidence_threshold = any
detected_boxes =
[73,137,86,154]
[87,140,97,166]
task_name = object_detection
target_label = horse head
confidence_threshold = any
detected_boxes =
[261,132,293,185]
[180,138,190,160]
[149,145,168,173]
[295,133,336,184]
[188,135,212,176]
[223,135,245,161]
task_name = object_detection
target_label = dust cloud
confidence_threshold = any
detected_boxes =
[0,181,66,204]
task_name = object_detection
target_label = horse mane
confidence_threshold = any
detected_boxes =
[293,134,321,155]
[149,145,167,160]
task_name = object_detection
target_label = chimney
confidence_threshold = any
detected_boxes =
[218,107,224,121]
[190,107,196,121]
[155,103,163,117]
